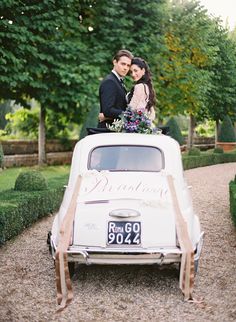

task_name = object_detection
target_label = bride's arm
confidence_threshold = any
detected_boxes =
[128,84,146,110]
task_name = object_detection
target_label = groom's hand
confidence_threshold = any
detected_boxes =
[98,113,112,122]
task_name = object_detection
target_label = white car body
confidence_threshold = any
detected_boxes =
[49,133,204,269]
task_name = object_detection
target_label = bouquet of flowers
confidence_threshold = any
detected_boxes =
[108,107,158,134]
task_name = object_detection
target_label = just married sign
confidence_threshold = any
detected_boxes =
[77,171,170,204]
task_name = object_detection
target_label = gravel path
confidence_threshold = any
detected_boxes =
[0,163,236,322]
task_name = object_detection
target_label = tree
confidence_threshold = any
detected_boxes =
[218,115,236,142]
[79,0,169,127]
[4,107,39,139]
[165,117,185,145]
[158,0,217,147]
[158,1,213,112]
[205,23,236,140]
[2,0,236,155]
[0,0,92,164]
[79,105,100,139]
[0,100,13,129]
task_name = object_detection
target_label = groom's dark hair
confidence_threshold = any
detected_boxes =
[113,49,133,62]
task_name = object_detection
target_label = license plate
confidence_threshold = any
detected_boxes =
[107,221,141,245]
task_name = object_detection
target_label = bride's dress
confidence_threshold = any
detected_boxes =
[127,83,155,121]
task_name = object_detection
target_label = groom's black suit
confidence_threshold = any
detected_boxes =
[98,72,127,128]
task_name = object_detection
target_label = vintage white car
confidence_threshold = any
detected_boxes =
[48,132,204,304]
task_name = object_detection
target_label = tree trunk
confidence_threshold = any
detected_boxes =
[215,119,220,147]
[38,105,47,166]
[187,114,195,149]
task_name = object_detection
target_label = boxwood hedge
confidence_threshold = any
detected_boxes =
[14,170,48,191]
[182,150,236,170]
[0,187,64,245]
[229,177,236,227]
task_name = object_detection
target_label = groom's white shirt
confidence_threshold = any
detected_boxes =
[112,70,123,82]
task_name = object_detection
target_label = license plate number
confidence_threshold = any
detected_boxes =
[107,221,141,245]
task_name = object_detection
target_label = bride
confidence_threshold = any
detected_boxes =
[127,57,156,121]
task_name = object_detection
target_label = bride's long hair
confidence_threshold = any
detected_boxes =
[127,57,156,111]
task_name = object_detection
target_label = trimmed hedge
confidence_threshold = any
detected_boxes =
[229,177,236,227]
[182,151,236,170]
[218,115,236,142]
[188,147,201,156]
[14,170,48,191]
[213,147,224,154]
[0,187,64,245]
[165,117,185,145]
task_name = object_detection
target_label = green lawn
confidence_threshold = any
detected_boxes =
[0,165,70,191]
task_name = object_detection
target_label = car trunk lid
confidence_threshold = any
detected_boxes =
[73,171,176,248]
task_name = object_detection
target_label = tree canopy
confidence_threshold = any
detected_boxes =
[0,0,236,149]
[0,0,92,122]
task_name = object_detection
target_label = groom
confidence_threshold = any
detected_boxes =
[97,49,133,128]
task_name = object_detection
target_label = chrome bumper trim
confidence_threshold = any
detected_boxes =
[50,232,204,265]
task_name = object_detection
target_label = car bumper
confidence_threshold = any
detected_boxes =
[50,232,204,265]
[67,246,182,265]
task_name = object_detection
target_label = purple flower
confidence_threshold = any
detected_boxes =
[109,106,153,134]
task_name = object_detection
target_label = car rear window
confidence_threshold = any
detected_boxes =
[88,145,163,172]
